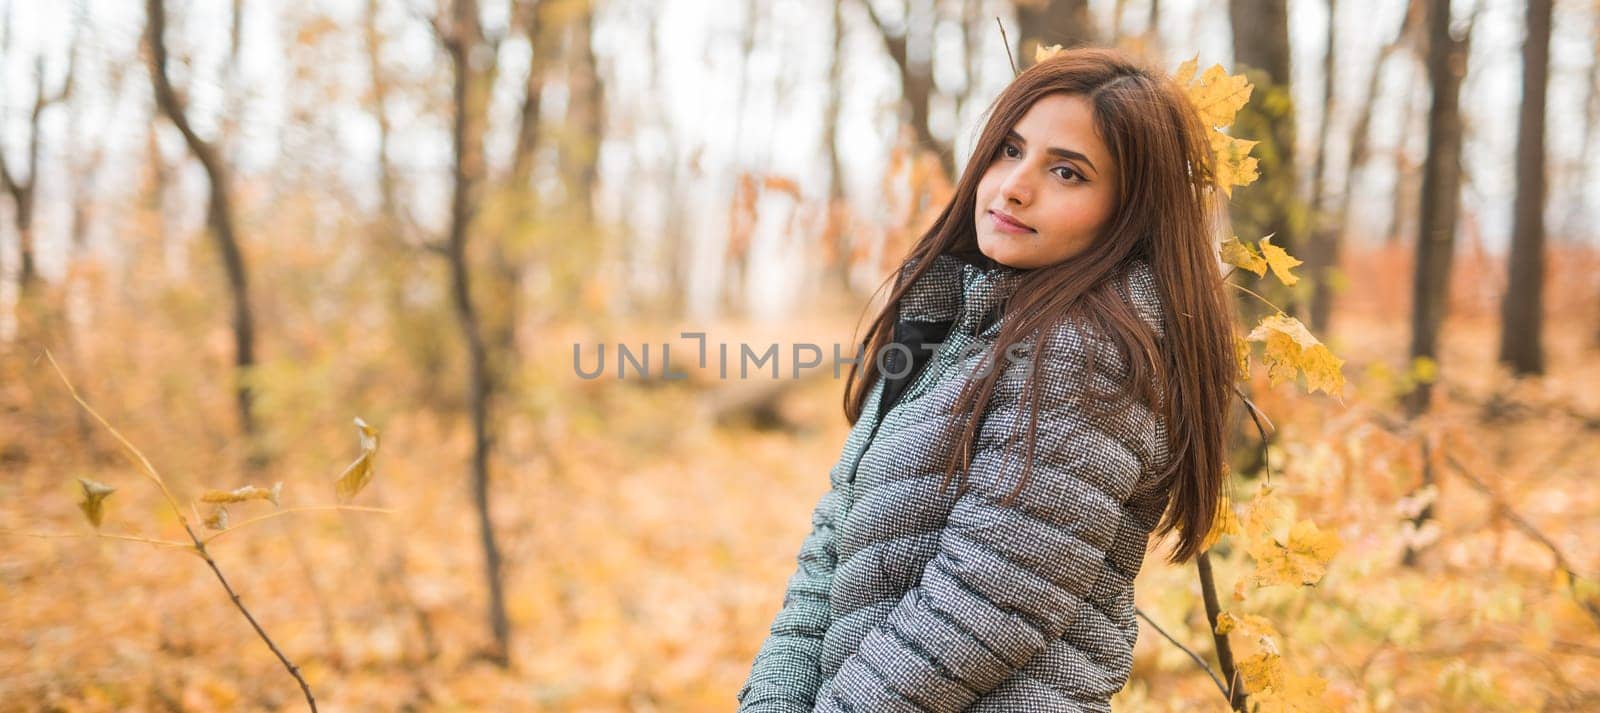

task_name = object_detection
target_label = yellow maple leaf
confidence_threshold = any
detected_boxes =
[1250,518,1342,588]
[1408,355,1438,384]
[199,482,283,507]
[1216,610,1283,654]
[1237,483,1287,540]
[1258,235,1303,286]
[1209,130,1260,196]
[1034,43,1064,64]
[1237,651,1284,694]
[1173,55,1199,87]
[1234,336,1252,380]
[76,477,115,529]
[334,417,381,503]
[1174,58,1259,197]
[1200,493,1240,552]
[1220,235,1267,276]
[1252,671,1336,712]
[1246,313,1345,398]
[1185,63,1254,129]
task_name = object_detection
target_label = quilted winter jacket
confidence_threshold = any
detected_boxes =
[735,252,1175,713]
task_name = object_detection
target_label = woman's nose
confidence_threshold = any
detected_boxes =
[1000,167,1031,204]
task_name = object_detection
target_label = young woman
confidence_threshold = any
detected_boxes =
[736,47,1237,712]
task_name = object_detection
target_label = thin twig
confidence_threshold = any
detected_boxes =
[189,528,318,711]
[1135,606,1231,698]
[1554,641,1600,658]
[42,348,319,711]
[1224,281,1283,314]
[1234,384,1276,481]
[43,350,184,515]
[1439,446,1600,627]
[2,528,195,552]
[1369,413,1600,628]
[202,505,395,545]
[995,17,1017,77]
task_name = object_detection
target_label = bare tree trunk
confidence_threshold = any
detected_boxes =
[134,123,171,289]
[862,0,955,180]
[1304,0,1338,333]
[1310,0,1421,333]
[1404,0,1472,420]
[1586,11,1600,349]
[1401,0,1471,570]
[1565,9,1599,251]
[641,1,688,317]
[1014,0,1093,66]
[1497,0,1551,376]
[364,0,396,221]
[145,0,257,439]
[822,0,851,294]
[1228,0,1301,319]
[435,0,512,666]
[719,0,760,317]
[560,3,603,229]
[511,0,548,189]
[1385,69,1420,246]
[957,0,983,123]
[1110,0,1128,45]
[0,36,75,303]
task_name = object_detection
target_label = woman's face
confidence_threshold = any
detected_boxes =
[973,93,1118,270]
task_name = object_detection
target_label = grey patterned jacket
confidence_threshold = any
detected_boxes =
[735,252,1174,712]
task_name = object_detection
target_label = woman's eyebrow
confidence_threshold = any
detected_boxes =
[1006,129,1098,175]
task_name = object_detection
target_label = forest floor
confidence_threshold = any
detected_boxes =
[2,244,1598,712]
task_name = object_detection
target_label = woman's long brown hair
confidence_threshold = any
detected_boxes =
[842,47,1236,566]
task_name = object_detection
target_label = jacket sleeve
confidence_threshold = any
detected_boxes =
[814,322,1158,712]
[736,482,844,712]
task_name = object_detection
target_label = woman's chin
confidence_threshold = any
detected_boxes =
[976,235,1036,269]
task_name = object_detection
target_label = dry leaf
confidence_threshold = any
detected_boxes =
[1200,493,1241,552]
[1185,63,1255,128]
[1221,235,1268,276]
[1216,610,1284,654]
[1034,43,1063,64]
[1173,55,1199,87]
[1208,130,1260,196]
[1247,313,1346,398]
[1237,651,1284,694]
[1174,58,1259,196]
[1249,518,1343,588]
[1258,235,1303,286]
[204,505,229,531]
[200,482,283,507]
[1235,336,1253,381]
[334,417,381,503]
[76,477,116,529]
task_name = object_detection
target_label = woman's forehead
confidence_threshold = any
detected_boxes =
[1011,94,1112,173]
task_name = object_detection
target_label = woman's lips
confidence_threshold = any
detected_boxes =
[989,210,1035,234]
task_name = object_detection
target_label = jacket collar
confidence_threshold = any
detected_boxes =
[894,251,1165,339]
[896,252,1024,329]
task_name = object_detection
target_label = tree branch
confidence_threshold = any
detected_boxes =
[1135,606,1232,699]
[44,348,319,711]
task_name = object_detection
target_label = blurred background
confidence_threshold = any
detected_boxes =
[1,0,1597,710]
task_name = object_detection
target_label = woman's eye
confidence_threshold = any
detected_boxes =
[1001,143,1020,159]
[1054,167,1085,182]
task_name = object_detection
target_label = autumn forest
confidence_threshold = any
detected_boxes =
[1,0,1598,711]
